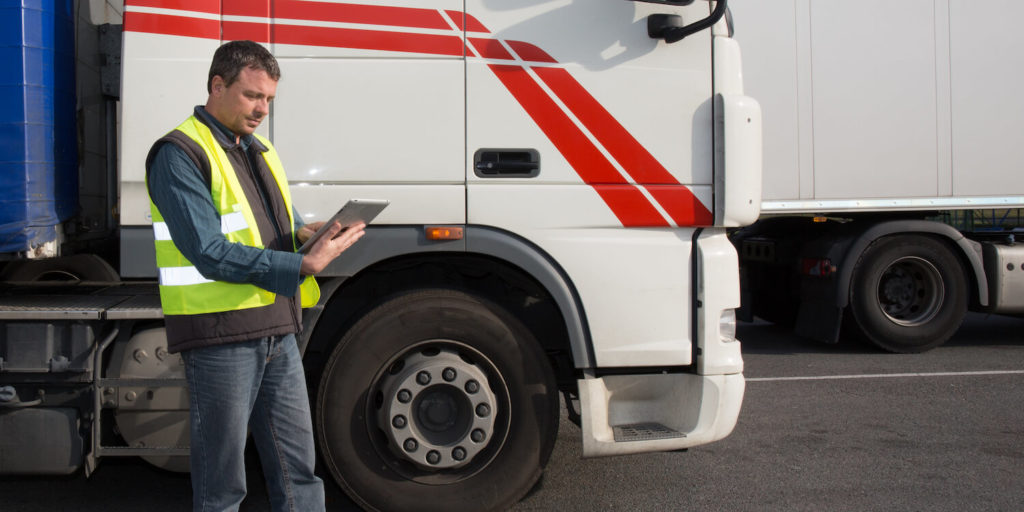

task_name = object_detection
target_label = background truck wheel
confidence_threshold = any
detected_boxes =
[0,254,119,282]
[315,288,559,512]
[848,235,968,353]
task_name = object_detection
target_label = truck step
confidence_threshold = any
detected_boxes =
[612,423,685,442]
[0,283,162,320]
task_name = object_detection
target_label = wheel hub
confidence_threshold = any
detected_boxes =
[376,347,497,470]
[877,256,944,326]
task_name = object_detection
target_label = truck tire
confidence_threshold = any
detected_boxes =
[848,235,967,353]
[0,254,119,282]
[315,288,559,512]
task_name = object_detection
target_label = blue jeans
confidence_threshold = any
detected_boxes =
[183,334,325,512]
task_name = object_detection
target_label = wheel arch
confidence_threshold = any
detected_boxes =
[791,218,987,344]
[833,220,987,309]
[301,226,592,388]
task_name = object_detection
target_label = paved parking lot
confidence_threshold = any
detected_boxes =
[515,313,1024,511]
[0,313,1020,511]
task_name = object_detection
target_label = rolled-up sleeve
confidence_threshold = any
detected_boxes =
[148,142,304,297]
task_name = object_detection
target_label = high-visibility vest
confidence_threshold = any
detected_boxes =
[148,115,320,315]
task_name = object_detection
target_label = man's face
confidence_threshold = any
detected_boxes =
[206,66,277,139]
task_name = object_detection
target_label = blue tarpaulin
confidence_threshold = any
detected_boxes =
[0,0,78,253]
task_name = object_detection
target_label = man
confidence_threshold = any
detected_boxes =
[146,40,363,511]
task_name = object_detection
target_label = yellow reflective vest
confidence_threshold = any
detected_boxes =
[148,115,320,315]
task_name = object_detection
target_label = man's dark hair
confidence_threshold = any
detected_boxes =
[207,40,281,93]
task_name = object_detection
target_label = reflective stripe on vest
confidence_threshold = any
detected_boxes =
[147,115,320,314]
[153,211,249,286]
[152,211,248,244]
[159,266,214,286]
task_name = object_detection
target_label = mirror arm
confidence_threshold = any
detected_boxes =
[648,0,729,44]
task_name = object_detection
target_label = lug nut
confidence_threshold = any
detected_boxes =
[416,371,431,385]
[471,429,486,443]
[465,380,479,394]
[392,415,407,429]
[403,439,418,452]
[397,389,412,403]
[475,403,491,418]
[452,447,466,461]
[442,367,457,382]
[426,450,441,465]
[133,349,148,363]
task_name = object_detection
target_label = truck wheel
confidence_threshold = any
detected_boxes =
[0,254,119,282]
[848,235,967,353]
[315,289,559,512]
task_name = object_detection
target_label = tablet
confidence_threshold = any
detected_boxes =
[297,198,389,253]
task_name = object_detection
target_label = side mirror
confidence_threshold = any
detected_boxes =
[644,0,728,44]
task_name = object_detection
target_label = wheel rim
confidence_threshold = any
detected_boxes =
[876,256,944,326]
[368,341,509,484]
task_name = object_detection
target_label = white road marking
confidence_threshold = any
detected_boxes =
[747,370,1024,382]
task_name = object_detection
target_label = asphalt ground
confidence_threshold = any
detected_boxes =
[514,312,1024,511]
[0,312,1021,511]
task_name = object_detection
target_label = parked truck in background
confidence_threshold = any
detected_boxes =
[0,1,757,510]
[729,0,1024,353]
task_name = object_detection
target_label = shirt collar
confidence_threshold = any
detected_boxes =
[193,105,268,153]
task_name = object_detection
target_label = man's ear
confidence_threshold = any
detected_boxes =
[211,75,225,94]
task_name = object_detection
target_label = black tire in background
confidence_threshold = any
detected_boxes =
[848,235,968,353]
[0,254,119,282]
[315,288,559,512]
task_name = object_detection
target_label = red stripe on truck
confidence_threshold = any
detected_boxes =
[219,21,466,57]
[646,186,713,226]
[530,66,713,225]
[127,0,220,14]
[488,64,669,227]
[273,24,464,56]
[124,11,220,40]
[224,1,451,30]
[592,186,677,227]
[505,41,557,64]
[445,11,489,33]
[221,20,269,43]
[468,38,513,60]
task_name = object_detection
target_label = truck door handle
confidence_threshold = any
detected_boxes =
[474,149,540,177]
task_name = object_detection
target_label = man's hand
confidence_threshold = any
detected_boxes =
[300,221,365,276]
[296,221,325,244]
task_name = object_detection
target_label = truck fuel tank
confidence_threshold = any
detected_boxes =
[982,240,1024,314]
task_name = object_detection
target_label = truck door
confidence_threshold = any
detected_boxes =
[465,1,714,230]
[268,0,467,225]
[463,1,715,367]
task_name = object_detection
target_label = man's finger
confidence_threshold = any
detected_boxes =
[315,222,343,245]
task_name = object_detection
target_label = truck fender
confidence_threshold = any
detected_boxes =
[833,220,987,309]
[795,219,987,344]
[465,227,594,368]
[309,225,594,369]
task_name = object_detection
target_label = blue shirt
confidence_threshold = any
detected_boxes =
[147,106,305,297]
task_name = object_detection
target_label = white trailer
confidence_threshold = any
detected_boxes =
[730,0,1024,352]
